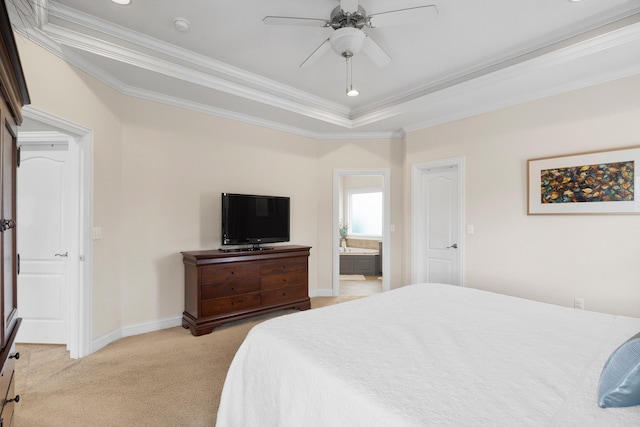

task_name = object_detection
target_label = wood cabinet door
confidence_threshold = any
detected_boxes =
[0,0,29,352]
[0,112,18,348]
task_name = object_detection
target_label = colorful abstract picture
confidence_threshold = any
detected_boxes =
[540,161,634,204]
[528,147,640,214]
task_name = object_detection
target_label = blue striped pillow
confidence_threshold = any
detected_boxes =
[598,332,640,408]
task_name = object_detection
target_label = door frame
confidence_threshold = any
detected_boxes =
[333,168,391,296]
[21,106,93,359]
[411,157,465,285]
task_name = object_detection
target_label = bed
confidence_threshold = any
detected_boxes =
[216,283,640,426]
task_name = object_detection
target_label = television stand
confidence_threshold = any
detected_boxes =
[181,245,311,336]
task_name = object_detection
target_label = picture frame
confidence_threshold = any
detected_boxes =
[527,146,640,215]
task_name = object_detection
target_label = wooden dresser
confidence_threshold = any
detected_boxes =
[0,1,30,425]
[182,245,311,336]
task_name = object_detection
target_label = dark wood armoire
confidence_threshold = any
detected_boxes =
[0,0,30,424]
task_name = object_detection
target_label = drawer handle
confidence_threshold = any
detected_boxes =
[282,292,287,296]
[6,395,20,404]
[282,264,287,269]
[230,271,235,275]
[230,286,236,291]
[9,352,19,360]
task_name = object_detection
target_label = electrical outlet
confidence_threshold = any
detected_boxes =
[574,298,585,310]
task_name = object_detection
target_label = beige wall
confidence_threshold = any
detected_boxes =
[117,98,319,327]
[16,34,640,345]
[15,38,403,340]
[405,74,640,317]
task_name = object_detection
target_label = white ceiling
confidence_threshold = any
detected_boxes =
[8,0,640,139]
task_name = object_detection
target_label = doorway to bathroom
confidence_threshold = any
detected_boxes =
[333,169,390,296]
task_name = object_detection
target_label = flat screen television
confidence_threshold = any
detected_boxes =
[221,193,290,249]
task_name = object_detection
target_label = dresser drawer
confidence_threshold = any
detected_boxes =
[261,257,307,275]
[261,285,308,306]
[261,271,307,291]
[201,293,261,317]
[201,278,260,300]
[0,356,14,403]
[0,369,16,427]
[201,262,260,284]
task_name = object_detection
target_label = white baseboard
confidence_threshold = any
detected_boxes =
[122,316,183,338]
[91,294,345,355]
[91,329,122,354]
[91,315,183,355]
[91,292,351,355]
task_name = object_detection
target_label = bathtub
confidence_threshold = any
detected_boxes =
[339,246,381,276]
[339,247,379,254]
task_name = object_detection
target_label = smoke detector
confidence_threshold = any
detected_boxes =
[173,18,190,32]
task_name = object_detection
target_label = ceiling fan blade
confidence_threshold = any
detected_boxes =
[340,0,359,13]
[263,16,330,27]
[300,38,332,68]
[363,35,391,67]
[367,5,438,28]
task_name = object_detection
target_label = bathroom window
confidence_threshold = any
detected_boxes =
[347,190,382,237]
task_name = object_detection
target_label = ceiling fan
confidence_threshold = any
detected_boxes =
[263,0,439,69]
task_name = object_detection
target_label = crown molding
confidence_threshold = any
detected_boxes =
[10,2,640,140]
[354,12,640,120]
[403,57,640,134]
[42,23,358,128]
[47,3,349,114]
[14,15,395,139]
[121,84,400,140]
[373,16,640,131]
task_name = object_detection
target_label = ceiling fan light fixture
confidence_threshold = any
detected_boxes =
[111,0,131,5]
[344,53,359,97]
[347,87,360,97]
[330,27,366,56]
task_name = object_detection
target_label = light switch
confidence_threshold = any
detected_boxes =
[467,225,474,235]
[92,227,102,240]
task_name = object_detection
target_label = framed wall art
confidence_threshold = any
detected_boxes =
[528,146,640,215]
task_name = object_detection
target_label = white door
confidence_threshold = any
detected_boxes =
[413,160,463,285]
[17,144,69,343]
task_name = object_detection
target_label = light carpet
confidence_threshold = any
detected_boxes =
[14,296,361,427]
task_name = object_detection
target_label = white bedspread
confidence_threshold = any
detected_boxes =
[216,283,640,426]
